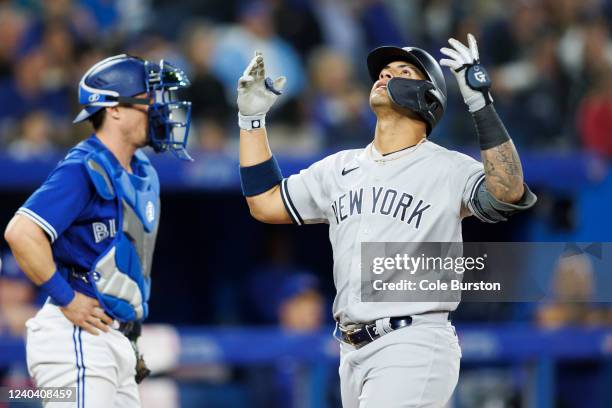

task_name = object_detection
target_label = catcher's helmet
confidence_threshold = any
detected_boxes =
[367,46,447,134]
[74,54,193,160]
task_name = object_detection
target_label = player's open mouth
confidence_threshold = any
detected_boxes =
[375,83,387,91]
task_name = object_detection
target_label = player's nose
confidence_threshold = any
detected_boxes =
[378,70,394,85]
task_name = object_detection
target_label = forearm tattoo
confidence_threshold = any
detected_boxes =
[481,140,525,203]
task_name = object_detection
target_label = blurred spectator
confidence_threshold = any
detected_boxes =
[182,21,232,125]
[537,253,608,328]
[7,110,58,160]
[481,1,545,66]
[211,1,305,104]
[195,119,231,152]
[419,0,455,48]
[383,0,425,45]
[495,31,572,148]
[0,5,27,80]
[152,0,238,24]
[266,97,322,155]
[0,47,71,142]
[130,33,189,73]
[246,229,327,326]
[80,0,119,33]
[41,19,76,89]
[358,0,405,50]
[248,266,326,407]
[277,274,324,332]
[307,47,373,149]
[577,68,612,157]
[268,0,324,59]
[311,0,365,63]
[245,230,328,406]
[0,251,37,336]
[564,17,612,134]
[17,0,99,52]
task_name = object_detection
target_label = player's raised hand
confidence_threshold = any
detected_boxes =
[439,33,493,112]
[237,51,286,130]
[60,292,113,335]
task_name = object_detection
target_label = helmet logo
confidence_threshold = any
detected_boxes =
[88,93,101,103]
[146,201,155,223]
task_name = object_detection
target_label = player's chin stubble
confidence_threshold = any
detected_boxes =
[369,90,392,112]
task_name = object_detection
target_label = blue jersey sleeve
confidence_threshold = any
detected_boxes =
[17,160,94,243]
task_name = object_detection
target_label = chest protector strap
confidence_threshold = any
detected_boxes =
[83,148,160,322]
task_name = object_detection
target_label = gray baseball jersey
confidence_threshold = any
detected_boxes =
[280,140,484,326]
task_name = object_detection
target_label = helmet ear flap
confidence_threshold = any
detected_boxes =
[387,78,437,133]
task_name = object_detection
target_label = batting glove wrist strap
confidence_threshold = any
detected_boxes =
[40,270,75,306]
[238,113,266,131]
[464,63,493,111]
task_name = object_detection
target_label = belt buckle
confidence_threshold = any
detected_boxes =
[338,324,363,346]
[70,269,89,284]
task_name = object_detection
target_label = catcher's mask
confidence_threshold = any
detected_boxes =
[74,54,193,161]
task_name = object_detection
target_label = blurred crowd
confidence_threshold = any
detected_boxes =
[0,0,610,159]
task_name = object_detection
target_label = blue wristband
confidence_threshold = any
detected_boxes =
[239,156,283,197]
[40,271,75,306]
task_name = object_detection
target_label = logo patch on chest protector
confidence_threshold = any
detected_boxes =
[146,201,155,223]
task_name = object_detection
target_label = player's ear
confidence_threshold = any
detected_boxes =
[107,106,120,121]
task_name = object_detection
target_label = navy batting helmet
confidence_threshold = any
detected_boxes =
[367,46,447,134]
[74,54,193,160]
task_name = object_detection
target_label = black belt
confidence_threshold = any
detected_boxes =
[337,316,413,349]
[337,313,451,349]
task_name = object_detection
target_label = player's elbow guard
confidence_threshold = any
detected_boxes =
[469,180,537,223]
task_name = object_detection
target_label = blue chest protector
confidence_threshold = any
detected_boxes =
[80,143,160,322]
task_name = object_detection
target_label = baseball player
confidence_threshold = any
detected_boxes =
[4,54,192,407]
[237,34,536,407]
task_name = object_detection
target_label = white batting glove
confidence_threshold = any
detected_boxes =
[440,33,493,112]
[237,51,287,130]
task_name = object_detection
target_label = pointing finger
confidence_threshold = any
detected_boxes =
[242,54,261,78]
[448,38,472,64]
[253,55,265,80]
[467,33,479,61]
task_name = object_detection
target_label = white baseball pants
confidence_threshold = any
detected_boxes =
[25,302,140,408]
[339,313,461,408]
